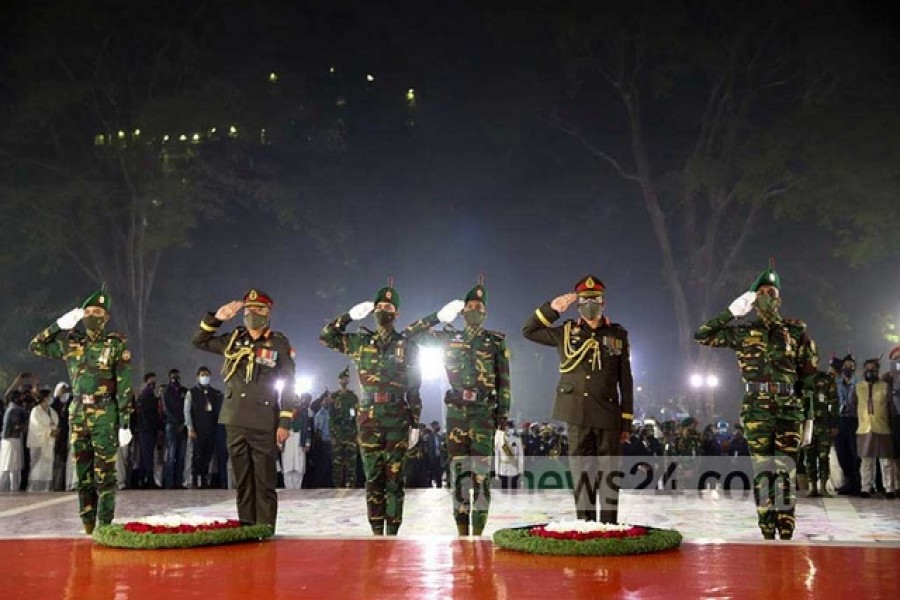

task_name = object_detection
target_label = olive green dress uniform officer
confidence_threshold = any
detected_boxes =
[192,289,295,530]
[29,289,133,534]
[319,283,430,535]
[409,281,512,536]
[694,264,818,540]
[523,276,634,523]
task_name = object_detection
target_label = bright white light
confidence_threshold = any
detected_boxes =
[269,72,278,83]
[274,379,285,393]
[418,346,445,380]
[366,73,375,82]
[706,374,719,388]
[162,134,170,142]
[117,130,125,139]
[689,374,704,388]
[636,386,643,392]
[191,133,200,142]
[133,128,141,136]
[179,134,187,142]
[294,376,313,396]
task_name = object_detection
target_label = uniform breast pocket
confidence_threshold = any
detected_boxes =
[558,383,574,395]
[475,349,495,371]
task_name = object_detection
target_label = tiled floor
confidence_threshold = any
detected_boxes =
[2,487,899,544]
[3,488,899,598]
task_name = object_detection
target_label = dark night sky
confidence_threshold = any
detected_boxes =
[2,0,899,424]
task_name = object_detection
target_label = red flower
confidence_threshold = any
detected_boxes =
[528,525,648,541]
[123,519,244,535]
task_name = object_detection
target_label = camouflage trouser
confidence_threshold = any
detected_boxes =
[331,435,359,488]
[357,406,409,535]
[742,393,803,538]
[804,427,832,486]
[446,404,494,533]
[70,401,119,526]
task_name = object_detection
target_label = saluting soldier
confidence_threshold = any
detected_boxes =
[409,279,512,536]
[327,367,360,488]
[523,275,634,523]
[694,263,818,540]
[319,281,429,535]
[192,288,295,530]
[29,288,133,534]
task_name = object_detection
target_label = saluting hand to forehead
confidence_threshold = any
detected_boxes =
[550,293,578,313]
[215,300,244,321]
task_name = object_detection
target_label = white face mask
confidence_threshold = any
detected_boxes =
[61,392,71,402]
[198,375,211,386]
[507,429,515,436]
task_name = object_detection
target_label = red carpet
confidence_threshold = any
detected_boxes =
[4,538,898,598]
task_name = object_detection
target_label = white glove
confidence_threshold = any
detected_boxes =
[494,429,508,451]
[118,428,133,447]
[437,299,465,324]
[57,308,85,330]
[348,301,375,321]
[408,427,420,448]
[728,291,757,317]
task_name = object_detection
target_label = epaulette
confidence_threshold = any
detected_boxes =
[106,332,128,342]
[485,329,506,340]
[784,318,807,331]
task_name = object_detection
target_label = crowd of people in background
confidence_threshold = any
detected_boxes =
[2,353,898,495]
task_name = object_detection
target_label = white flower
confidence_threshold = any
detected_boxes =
[543,520,634,534]
[136,515,227,527]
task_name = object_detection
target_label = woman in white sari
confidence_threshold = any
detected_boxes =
[27,390,59,491]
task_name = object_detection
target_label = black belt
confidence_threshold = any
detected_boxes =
[744,382,794,395]
[445,388,493,406]
[359,392,402,407]
[79,393,112,406]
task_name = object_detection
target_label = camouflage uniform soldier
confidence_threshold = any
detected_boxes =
[523,275,634,523]
[327,367,360,488]
[29,289,133,534]
[192,289,295,530]
[319,282,428,535]
[409,281,512,536]
[694,264,818,540]
[803,360,840,497]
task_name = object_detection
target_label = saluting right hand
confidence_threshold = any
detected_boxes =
[550,293,578,313]
[349,301,375,321]
[728,291,757,318]
[214,300,244,321]
[56,308,84,330]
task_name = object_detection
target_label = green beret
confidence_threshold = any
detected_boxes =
[338,367,350,380]
[750,266,780,292]
[464,284,487,306]
[81,289,111,311]
[374,286,399,309]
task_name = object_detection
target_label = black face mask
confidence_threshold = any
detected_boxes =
[244,312,269,330]
[374,310,396,328]
[864,371,879,383]
[841,367,855,378]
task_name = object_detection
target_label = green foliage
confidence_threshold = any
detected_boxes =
[93,523,274,550]
[492,526,683,556]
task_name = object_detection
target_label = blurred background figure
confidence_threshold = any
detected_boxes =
[495,420,524,491]
[50,382,73,491]
[27,389,59,491]
[282,393,313,489]
[0,391,26,491]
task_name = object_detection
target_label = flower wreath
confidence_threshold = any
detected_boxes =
[493,521,682,556]
[93,516,274,549]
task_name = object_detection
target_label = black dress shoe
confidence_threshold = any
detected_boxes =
[885,492,896,499]
[859,491,871,498]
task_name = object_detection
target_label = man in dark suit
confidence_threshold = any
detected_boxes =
[523,275,634,523]
[192,288,295,530]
